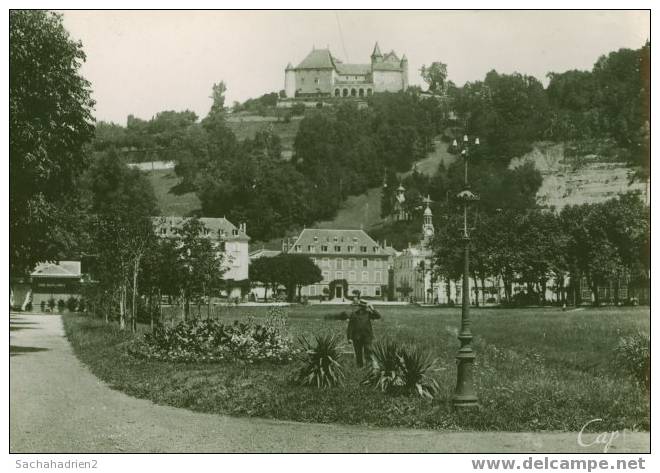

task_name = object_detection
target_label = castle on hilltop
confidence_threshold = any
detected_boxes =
[284,42,408,99]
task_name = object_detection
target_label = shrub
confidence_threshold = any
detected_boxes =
[47,297,56,311]
[364,339,440,398]
[40,301,46,312]
[398,345,440,399]
[295,334,345,388]
[66,296,78,312]
[615,332,650,391]
[77,299,86,312]
[291,102,305,116]
[364,339,403,393]
[130,306,298,363]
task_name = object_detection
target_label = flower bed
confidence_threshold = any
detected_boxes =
[130,307,299,363]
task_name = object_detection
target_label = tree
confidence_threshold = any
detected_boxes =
[420,62,448,95]
[10,11,95,275]
[249,257,277,301]
[82,149,159,330]
[268,254,322,302]
[175,218,226,319]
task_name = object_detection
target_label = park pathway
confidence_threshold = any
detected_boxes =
[10,313,650,453]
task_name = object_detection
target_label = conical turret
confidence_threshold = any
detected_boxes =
[371,41,383,62]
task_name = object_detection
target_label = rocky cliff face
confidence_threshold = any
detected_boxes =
[510,142,648,209]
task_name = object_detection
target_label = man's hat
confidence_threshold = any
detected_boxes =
[358,299,368,307]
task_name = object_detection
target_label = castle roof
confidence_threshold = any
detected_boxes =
[371,42,382,57]
[296,49,335,69]
[335,63,371,75]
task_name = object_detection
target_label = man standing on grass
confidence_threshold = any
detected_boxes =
[347,299,381,367]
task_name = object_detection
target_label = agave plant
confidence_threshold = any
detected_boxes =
[363,339,404,393]
[296,334,345,388]
[364,339,440,398]
[398,345,440,399]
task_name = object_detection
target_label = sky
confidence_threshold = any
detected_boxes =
[60,10,650,125]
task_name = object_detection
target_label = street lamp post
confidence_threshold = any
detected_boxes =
[452,134,480,409]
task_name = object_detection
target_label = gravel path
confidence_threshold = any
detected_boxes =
[10,313,650,453]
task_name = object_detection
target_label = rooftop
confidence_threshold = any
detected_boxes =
[31,261,81,279]
[153,216,249,241]
[289,228,389,257]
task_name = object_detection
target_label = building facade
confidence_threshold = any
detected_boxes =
[392,196,439,302]
[153,217,250,297]
[285,228,393,299]
[284,42,408,99]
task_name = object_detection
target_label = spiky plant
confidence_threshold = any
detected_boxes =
[398,344,440,399]
[296,334,345,388]
[363,339,404,393]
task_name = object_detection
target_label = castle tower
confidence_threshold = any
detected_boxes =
[422,195,434,242]
[400,54,409,90]
[284,62,296,98]
[371,41,383,63]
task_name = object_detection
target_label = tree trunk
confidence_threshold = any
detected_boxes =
[149,291,154,331]
[119,284,126,330]
[157,288,162,330]
[132,259,139,333]
[472,274,479,307]
[480,276,486,306]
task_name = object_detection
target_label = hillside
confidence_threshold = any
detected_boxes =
[510,142,649,209]
[226,114,302,160]
[145,169,200,216]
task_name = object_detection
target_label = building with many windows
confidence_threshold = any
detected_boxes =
[284,42,408,99]
[285,228,393,300]
[152,217,250,297]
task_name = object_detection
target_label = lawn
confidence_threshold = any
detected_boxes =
[63,305,650,432]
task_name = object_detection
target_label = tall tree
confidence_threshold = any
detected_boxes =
[10,11,95,275]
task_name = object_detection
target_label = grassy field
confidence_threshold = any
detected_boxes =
[144,169,201,216]
[63,305,649,432]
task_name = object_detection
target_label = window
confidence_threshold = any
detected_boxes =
[349,271,356,282]
[346,259,352,268]
[362,271,369,282]
[322,271,330,281]
[360,246,367,253]
[321,245,328,252]
[362,259,368,267]
[322,257,329,267]
[336,271,343,280]
[347,245,354,253]
[334,245,341,252]
[314,78,319,84]
[375,271,382,283]
[372,246,379,253]
[353,237,358,243]
[310,286,317,296]
[308,245,316,252]
[375,287,381,296]
[333,236,338,242]
[294,245,301,252]
[375,259,382,269]
[313,236,318,242]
